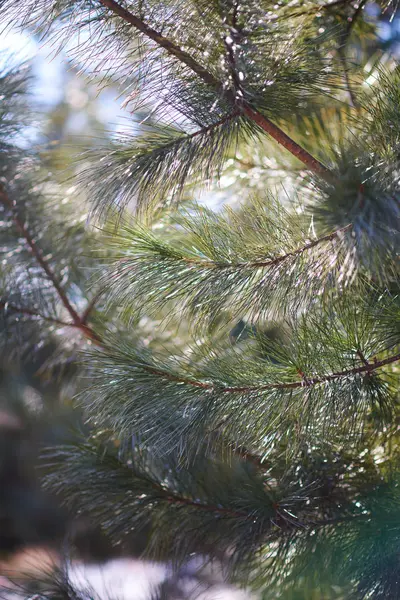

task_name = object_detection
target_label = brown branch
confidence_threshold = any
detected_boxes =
[0,301,103,344]
[125,461,252,518]
[241,105,333,179]
[97,0,334,181]
[0,185,82,326]
[97,0,220,89]
[0,185,103,344]
[0,301,77,328]
[80,289,105,325]
[174,223,353,269]
[139,351,400,393]
[223,1,244,96]
[161,491,248,518]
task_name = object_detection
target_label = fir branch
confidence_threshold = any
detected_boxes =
[96,0,333,180]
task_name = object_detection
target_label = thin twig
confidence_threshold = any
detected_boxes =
[80,289,105,325]
[97,0,333,181]
[338,50,358,107]
[338,0,367,107]
[161,490,249,518]
[223,1,244,95]
[356,349,371,368]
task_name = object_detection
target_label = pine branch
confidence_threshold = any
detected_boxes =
[151,486,248,518]
[111,350,400,394]
[43,441,299,559]
[80,289,105,325]
[85,112,245,216]
[0,301,76,328]
[97,0,221,89]
[97,0,333,180]
[0,184,81,326]
[151,223,353,269]
[242,107,333,179]
[83,307,399,453]
[0,183,102,344]
[101,200,356,324]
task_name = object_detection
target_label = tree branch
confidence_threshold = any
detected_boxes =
[97,0,220,89]
[157,488,249,518]
[97,0,333,181]
[136,351,400,393]
[241,106,333,179]
[0,185,82,326]
[148,223,353,269]
[0,184,102,344]
[80,289,105,325]
[0,301,77,328]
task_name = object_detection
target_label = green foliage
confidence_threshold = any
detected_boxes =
[82,115,255,217]
[0,65,29,152]
[97,196,375,327]
[42,439,286,566]
[360,66,400,156]
[312,148,400,281]
[80,288,399,458]
[1,1,400,599]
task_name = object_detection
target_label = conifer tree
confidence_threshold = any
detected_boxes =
[0,0,399,598]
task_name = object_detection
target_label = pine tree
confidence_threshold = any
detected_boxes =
[0,0,399,598]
